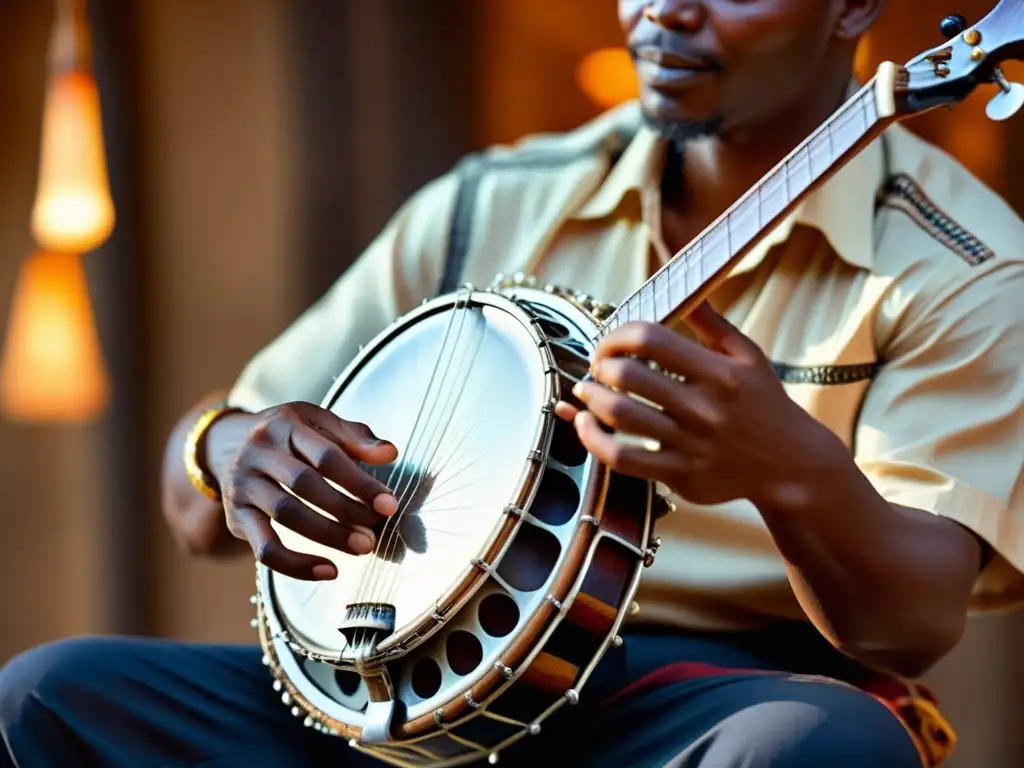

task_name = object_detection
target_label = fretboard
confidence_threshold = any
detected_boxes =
[598,76,890,337]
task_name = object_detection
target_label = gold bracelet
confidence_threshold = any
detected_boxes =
[183,402,243,501]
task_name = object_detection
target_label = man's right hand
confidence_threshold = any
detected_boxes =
[204,402,399,581]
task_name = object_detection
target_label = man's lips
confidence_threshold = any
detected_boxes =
[631,45,721,90]
[632,46,720,72]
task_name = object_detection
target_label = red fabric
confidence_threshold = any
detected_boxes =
[600,661,774,708]
[598,659,936,709]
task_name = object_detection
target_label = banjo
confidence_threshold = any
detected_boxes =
[251,5,1024,766]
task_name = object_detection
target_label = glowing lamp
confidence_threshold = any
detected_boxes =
[854,33,875,84]
[576,47,639,109]
[30,0,115,254]
[0,251,111,423]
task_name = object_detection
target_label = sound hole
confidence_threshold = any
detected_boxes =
[553,343,590,380]
[495,524,561,593]
[334,670,362,697]
[411,658,443,699]
[446,630,484,676]
[557,339,589,357]
[478,592,520,638]
[531,468,580,526]
[550,417,587,467]
[537,318,570,339]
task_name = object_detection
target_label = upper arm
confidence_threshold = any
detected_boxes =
[854,257,1024,610]
[227,172,461,412]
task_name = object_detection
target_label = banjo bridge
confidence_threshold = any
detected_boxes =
[338,602,397,648]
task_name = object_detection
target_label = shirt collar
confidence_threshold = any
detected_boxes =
[573,98,886,274]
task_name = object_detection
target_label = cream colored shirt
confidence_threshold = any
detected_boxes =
[229,102,1024,632]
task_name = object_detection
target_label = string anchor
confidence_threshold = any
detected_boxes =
[987,67,1024,121]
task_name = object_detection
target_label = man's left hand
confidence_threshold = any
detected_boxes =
[556,303,845,509]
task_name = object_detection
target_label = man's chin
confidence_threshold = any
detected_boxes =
[641,109,725,146]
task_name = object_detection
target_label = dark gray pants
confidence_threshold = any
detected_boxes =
[0,625,923,767]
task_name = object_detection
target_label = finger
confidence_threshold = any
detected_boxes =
[289,425,398,517]
[684,302,758,360]
[242,476,376,555]
[232,506,339,581]
[593,322,727,382]
[590,357,723,436]
[307,408,399,465]
[590,356,680,404]
[554,400,580,423]
[572,381,680,444]
[573,410,680,481]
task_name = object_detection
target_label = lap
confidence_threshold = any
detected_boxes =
[0,634,923,768]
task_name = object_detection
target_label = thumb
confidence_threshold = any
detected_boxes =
[683,302,753,358]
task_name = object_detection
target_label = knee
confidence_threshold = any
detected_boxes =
[0,637,111,728]
[703,682,923,768]
[737,684,921,768]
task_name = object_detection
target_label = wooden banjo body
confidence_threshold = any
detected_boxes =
[254,278,658,766]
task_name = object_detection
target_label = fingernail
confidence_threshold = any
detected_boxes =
[373,493,398,516]
[572,382,585,399]
[348,531,374,555]
[312,564,337,580]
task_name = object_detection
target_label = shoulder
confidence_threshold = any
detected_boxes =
[873,124,1024,346]
[464,102,642,173]
[875,124,1024,274]
[398,103,642,236]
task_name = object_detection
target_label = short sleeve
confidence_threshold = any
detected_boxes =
[227,172,460,412]
[854,258,1024,611]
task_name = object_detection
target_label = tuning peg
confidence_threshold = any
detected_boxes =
[987,67,1024,121]
[939,14,968,39]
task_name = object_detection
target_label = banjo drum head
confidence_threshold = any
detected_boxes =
[268,292,550,658]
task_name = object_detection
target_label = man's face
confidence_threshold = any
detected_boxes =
[619,1,846,139]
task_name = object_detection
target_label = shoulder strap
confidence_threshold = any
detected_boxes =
[437,125,639,296]
[439,155,486,295]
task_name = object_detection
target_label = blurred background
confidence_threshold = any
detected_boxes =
[0,1,1022,765]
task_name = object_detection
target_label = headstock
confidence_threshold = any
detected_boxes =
[898,0,1024,121]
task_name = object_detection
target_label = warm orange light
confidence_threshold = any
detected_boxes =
[577,47,639,109]
[31,69,115,254]
[0,251,111,422]
[31,0,114,254]
[854,33,875,84]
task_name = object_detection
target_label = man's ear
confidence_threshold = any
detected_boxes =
[834,0,886,41]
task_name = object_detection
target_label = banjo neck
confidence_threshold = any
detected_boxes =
[599,0,1024,337]
[597,66,902,338]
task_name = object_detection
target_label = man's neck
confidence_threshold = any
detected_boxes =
[666,74,854,224]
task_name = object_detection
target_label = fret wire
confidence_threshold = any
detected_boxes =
[784,160,790,208]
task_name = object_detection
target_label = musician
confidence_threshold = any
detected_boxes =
[3,0,1022,766]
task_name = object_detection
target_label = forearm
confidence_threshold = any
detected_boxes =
[160,390,250,558]
[758,438,982,678]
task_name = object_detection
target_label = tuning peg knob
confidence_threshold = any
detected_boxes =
[939,14,968,39]
[987,68,1024,121]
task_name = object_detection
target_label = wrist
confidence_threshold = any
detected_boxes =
[183,404,251,500]
[200,410,256,490]
[752,418,857,515]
